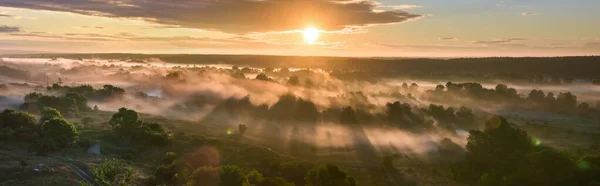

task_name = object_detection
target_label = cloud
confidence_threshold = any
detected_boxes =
[0,13,15,18]
[0,0,422,34]
[388,5,423,10]
[0,25,20,32]
[438,37,459,41]
[522,12,539,16]
[473,38,526,45]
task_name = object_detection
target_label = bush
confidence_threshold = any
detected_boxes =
[219,165,248,186]
[91,158,134,186]
[0,109,37,129]
[305,164,356,186]
[34,117,79,152]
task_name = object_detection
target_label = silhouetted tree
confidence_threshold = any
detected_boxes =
[238,124,247,135]
[288,75,300,86]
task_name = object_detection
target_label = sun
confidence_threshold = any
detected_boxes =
[303,27,319,44]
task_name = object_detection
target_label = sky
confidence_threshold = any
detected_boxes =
[0,0,599,57]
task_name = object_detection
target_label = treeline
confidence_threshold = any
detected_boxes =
[0,107,79,153]
[0,65,30,80]
[45,83,125,101]
[451,116,600,186]
[0,106,169,152]
[199,94,479,131]
[150,151,356,186]
[427,82,600,118]
[12,54,600,79]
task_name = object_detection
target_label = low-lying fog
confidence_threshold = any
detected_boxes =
[1,57,599,158]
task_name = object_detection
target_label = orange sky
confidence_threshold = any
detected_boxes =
[0,0,599,57]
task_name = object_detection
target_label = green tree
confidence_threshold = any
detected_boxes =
[109,107,142,137]
[91,158,134,186]
[219,165,249,186]
[40,107,62,124]
[305,164,356,186]
[38,117,79,151]
[0,109,36,129]
[189,166,220,186]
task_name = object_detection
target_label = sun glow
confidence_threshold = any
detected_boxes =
[303,27,319,44]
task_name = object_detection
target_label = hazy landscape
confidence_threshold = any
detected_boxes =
[1,0,600,185]
[1,54,599,186]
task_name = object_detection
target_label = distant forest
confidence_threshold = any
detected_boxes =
[4,54,600,79]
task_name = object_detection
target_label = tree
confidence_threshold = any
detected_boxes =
[219,165,248,186]
[464,116,534,183]
[40,107,62,124]
[255,73,272,81]
[305,164,356,186]
[288,75,300,86]
[38,117,79,150]
[109,107,142,137]
[238,124,247,135]
[91,158,134,186]
[188,166,220,186]
[435,84,445,92]
[0,109,36,129]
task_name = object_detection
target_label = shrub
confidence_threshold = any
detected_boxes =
[91,158,134,186]
[0,109,37,129]
[305,164,356,186]
[34,117,79,152]
[219,165,248,186]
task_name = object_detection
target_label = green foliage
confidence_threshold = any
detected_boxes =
[46,84,124,101]
[188,166,220,186]
[40,107,62,124]
[247,170,264,185]
[305,164,356,186]
[22,92,89,115]
[219,165,249,186]
[0,109,36,129]
[0,109,38,141]
[140,122,169,145]
[91,158,134,186]
[110,107,142,136]
[35,117,79,152]
[454,116,600,186]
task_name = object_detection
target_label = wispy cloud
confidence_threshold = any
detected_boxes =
[0,13,15,18]
[438,37,459,41]
[473,38,527,45]
[387,5,424,10]
[521,12,539,16]
[0,25,20,33]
